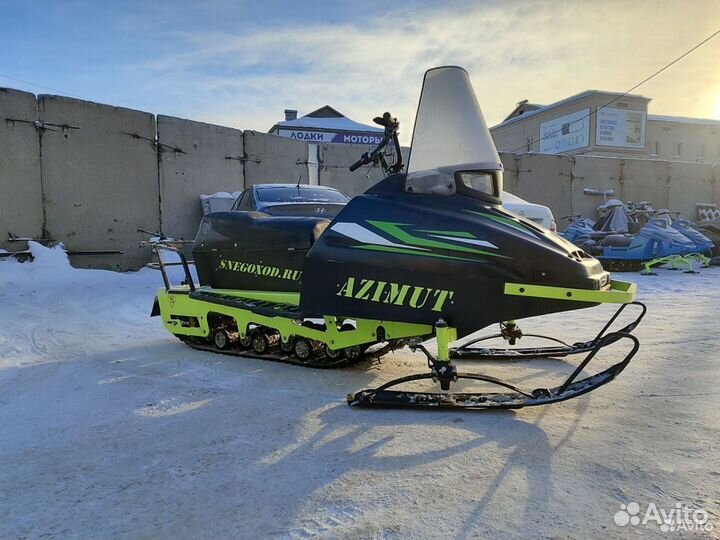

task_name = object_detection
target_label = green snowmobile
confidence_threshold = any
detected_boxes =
[148,66,645,410]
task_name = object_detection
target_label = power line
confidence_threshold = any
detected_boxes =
[509,28,720,154]
[0,72,91,101]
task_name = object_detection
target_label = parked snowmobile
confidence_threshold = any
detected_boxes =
[148,66,644,410]
[655,210,714,257]
[562,200,698,272]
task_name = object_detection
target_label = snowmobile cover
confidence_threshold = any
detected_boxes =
[595,204,630,233]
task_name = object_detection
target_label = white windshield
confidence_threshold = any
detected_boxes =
[407,66,501,174]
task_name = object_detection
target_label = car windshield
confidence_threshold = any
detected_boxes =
[256,187,350,204]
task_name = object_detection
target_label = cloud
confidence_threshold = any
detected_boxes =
[126,0,720,141]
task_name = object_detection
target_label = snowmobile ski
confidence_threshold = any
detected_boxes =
[348,331,640,409]
[449,301,646,360]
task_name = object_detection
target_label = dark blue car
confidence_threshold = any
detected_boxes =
[231,184,350,218]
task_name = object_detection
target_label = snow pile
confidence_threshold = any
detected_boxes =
[200,191,242,215]
[27,241,72,269]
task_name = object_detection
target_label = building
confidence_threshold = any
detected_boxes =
[646,115,720,162]
[491,91,720,163]
[269,106,383,145]
[491,90,651,158]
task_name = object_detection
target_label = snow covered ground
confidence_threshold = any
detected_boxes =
[1,245,719,539]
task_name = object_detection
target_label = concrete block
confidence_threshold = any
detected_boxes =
[667,161,714,217]
[38,95,159,270]
[243,131,308,186]
[571,155,622,219]
[620,158,671,210]
[158,115,243,242]
[515,153,573,220]
[499,152,519,194]
[319,143,387,196]
[0,88,43,252]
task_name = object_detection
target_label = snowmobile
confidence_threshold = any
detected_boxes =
[148,66,645,410]
[654,209,714,267]
[696,218,720,259]
[562,200,699,272]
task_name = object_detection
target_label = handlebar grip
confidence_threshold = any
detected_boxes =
[349,155,369,172]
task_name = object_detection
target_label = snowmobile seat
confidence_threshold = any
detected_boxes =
[196,211,330,250]
[628,222,642,234]
[192,211,331,291]
[602,234,633,247]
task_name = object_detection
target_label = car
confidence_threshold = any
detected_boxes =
[502,191,557,232]
[231,184,351,218]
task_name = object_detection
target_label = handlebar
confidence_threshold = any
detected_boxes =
[349,111,403,176]
[349,153,371,172]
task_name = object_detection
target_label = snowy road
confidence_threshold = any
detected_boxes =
[1,247,719,539]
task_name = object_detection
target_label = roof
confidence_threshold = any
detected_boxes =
[271,105,382,133]
[252,183,339,190]
[503,100,544,122]
[648,114,720,127]
[492,90,650,129]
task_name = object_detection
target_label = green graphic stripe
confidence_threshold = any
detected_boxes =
[367,220,508,259]
[417,229,475,239]
[464,210,534,235]
[352,244,483,263]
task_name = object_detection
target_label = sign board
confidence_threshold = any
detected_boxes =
[539,109,590,154]
[596,108,646,148]
[276,129,384,145]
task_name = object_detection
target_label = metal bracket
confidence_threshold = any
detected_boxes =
[225,154,261,163]
[2,117,79,131]
[120,131,186,154]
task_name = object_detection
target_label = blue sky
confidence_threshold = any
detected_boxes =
[1,0,719,143]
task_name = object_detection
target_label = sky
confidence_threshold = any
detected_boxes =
[1,0,719,144]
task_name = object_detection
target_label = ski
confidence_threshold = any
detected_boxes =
[348,332,640,410]
[449,302,646,360]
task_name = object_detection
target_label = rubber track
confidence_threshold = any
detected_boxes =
[178,336,407,369]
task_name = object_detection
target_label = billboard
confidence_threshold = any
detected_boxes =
[276,129,384,145]
[539,109,590,154]
[596,108,646,148]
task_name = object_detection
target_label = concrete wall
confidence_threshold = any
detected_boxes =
[318,142,387,196]
[2,87,720,271]
[499,152,720,223]
[157,115,244,242]
[571,156,622,218]
[38,95,159,269]
[666,161,714,215]
[510,153,573,219]
[243,131,308,186]
[621,159,669,209]
[0,88,43,251]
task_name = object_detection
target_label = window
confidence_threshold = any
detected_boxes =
[232,192,247,210]
[673,142,682,158]
[255,186,349,203]
[651,141,660,155]
[526,136,534,153]
[698,144,705,160]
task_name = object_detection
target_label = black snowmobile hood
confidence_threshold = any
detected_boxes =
[299,66,614,332]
